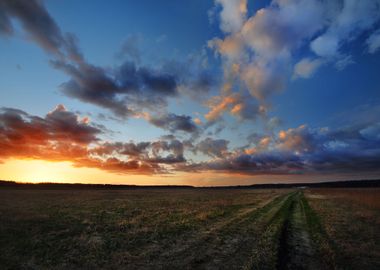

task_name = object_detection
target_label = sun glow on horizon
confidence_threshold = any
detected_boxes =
[0,159,171,185]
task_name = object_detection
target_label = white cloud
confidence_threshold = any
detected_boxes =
[335,55,354,70]
[366,29,380,54]
[311,0,380,59]
[215,0,247,34]
[207,0,380,123]
[292,58,324,79]
[310,35,339,58]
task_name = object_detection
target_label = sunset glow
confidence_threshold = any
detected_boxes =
[1,0,380,185]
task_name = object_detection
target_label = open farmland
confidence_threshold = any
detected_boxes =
[0,188,379,269]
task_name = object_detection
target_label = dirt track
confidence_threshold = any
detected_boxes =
[150,191,331,270]
[2,189,378,269]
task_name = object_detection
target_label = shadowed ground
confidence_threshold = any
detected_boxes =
[0,188,379,269]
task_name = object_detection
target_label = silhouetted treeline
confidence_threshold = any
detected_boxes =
[0,180,194,190]
[0,179,379,190]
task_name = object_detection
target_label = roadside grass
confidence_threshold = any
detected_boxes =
[301,193,338,269]
[305,188,380,270]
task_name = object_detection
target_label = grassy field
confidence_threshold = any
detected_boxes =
[0,188,379,269]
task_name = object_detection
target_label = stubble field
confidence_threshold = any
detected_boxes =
[0,187,379,269]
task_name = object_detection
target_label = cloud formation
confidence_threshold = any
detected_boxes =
[194,137,230,158]
[292,58,324,79]
[51,59,179,118]
[1,0,379,182]
[0,106,187,174]
[207,0,380,123]
[1,0,211,135]
[178,123,380,176]
[0,105,100,161]
[0,0,83,61]
[1,105,379,177]
[147,113,199,134]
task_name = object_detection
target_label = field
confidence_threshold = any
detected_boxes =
[0,188,379,269]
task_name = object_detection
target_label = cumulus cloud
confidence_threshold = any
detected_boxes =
[204,90,263,124]
[0,105,101,163]
[1,0,212,132]
[215,0,247,34]
[310,0,380,58]
[147,113,199,134]
[194,137,230,158]
[1,105,379,177]
[0,106,189,175]
[292,58,324,79]
[0,104,101,147]
[208,0,380,124]
[51,59,179,118]
[178,123,380,175]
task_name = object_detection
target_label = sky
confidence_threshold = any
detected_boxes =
[0,0,380,186]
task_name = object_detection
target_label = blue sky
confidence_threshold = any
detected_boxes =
[0,0,380,185]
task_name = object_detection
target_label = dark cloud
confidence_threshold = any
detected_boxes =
[89,138,186,168]
[0,0,65,54]
[194,137,229,158]
[0,0,83,62]
[0,6,13,35]
[51,59,180,118]
[162,58,215,101]
[51,60,132,117]
[178,123,380,176]
[0,106,189,174]
[1,0,191,123]
[148,113,199,134]
[0,104,101,147]
[0,105,101,163]
[1,106,379,177]
[1,0,214,136]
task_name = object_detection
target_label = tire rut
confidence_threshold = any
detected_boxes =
[274,191,324,270]
[160,192,292,269]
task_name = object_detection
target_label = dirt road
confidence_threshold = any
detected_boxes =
[150,191,333,270]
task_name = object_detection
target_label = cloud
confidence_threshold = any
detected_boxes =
[0,6,13,35]
[310,0,380,58]
[1,0,212,131]
[208,0,327,123]
[292,58,324,79]
[0,105,101,163]
[205,93,239,122]
[0,104,101,147]
[194,137,230,158]
[366,29,380,54]
[149,139,186,164]
[0,0,64,54]
[0,106,188,174]
[147,113,199,134]
[0,0,83,62]
[1,105,379,178]
[204,90,263,124]
[209,0,380,123]
[215,0,247,34]
[51,59,179,118]
[178,122,380,176]
[334,55,354,70]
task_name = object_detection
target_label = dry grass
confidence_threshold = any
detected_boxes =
[0,188,286,269]
[1,188,379,269]
[307,188,380,209]
[305,188,380,270]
